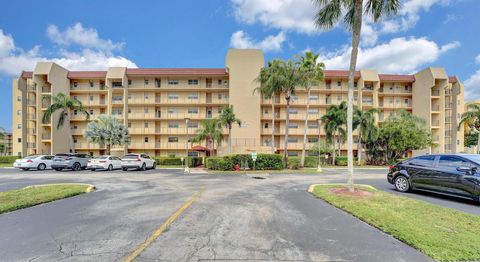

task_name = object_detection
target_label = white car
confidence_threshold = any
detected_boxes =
[87,155,122,171]
[13,155,54,171]
[121,154,156,171]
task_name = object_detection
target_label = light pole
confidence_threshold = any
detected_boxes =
[184,117,190,174]
[317,118,322,172]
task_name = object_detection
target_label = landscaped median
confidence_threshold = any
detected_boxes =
[0,183,94,214]
[309,184,480,262]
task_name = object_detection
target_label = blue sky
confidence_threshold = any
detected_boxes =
[0,0,479,131]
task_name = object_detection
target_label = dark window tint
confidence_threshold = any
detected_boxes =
[409,155,435,167]
[438,156,472,170]
[55,154,72,157]
[123,154,139,159]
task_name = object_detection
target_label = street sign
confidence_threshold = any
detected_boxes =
[251,152,257,162]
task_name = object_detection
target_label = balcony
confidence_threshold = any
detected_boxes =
[26,99,36,106]
[431,120,440,127]
[129,127,158,134]
[431,105,440,112]
[26,142,36,149]
[431,90,440,96]
[27,128,36,135]
[27,113,36,120]
[128,113,156,119]
[128,142,158,149]
[71,83,106,91]
[75,142,104,149]
[112,99,124,104]
[41,86,51,93]
[27,85,37,92]
[41,133,51,140]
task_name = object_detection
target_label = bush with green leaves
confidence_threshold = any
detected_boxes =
[0,156,19,164]
[206,154,283,170]
[287,157,301,169]
[154,157,202,167]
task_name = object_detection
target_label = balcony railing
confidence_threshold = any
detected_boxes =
[26,100,36,106]
[27,113,36,120]
[27,128,36,135]
[41,86,51,93]
[42,133,51,140]
[27,85,36,91]
[432,105,440,111]
[431,90,440,96]
[432,120,440,127]
[26,142,36,149]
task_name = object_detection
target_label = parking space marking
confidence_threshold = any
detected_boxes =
[123,189,204,262]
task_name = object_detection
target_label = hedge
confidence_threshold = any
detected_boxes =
[206,154,283,170]
[154,157,203,167]
[0,156,19,164]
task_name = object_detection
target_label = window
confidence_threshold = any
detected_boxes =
[168,93,179,99]
[17,124,21,129]
[144,137,149,143]
[90,81,94,87]
[405,85,409,91]
[128,108,131,114]
[264,122,269,128]
[288,108,298,114]
[73,96,78,100]
[288,123,298,128]
[188,108,198,114]
[128,94,132,100]
[89,109,94,115]
[308,122,319,129]
[218,94,222,100]
[354,82,358,87]
[168,79,179,85]
[128,122,131,128]
[144,122,149,128]
[73,82,78,87]
[112,109,122,115]
[337,81,341,87]
[18,138,21,143]
[188,79,199,85]
[74,110,78,115]
[409,155,435,167]
[144,108,149,113]
[112,95,123,102]
[90,95,94,101]
[291,96,299,101]
[337,95,342,101]
[308,137,319,143]
[17,110,21,115]
[264,108,269,114]
[144,94,149,99]
[155,79,161,87]
[188,122,198,128]
[73,138,77,143]
[438,156,472,170]
[309,95,319,101]
[168,122,179,128]
[404,99,409,104]
[73,124,78,129]
[128,79,132,85]
[188,93,199,100]
[308,108,319,115]
[288,137,298,143]
[17,96,21,102]
[168,108,178,114]
[218,79,222,85]
[144,79,149,85]
[168,137,179,143]
[288,151,298,156]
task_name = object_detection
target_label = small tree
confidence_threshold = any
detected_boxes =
[193,119,223,156]
[321,102,347,165]
[0,127,6,156]
[218,105,241,155]
[42,93,89,153]
[459,103,480,154]
[84,115,131,155]
[354,108,378,165]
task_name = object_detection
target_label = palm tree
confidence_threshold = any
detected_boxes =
[321,102,347,165]
[255,60,285,154]
[0,127,6,156]
[219,105,242,155]
[84,114,131,155]
[193,119,223,156]
[314,0,401,191]
[459,102,480,153]
[42,92,89,153]
[354,108,378,165]
[296,51,325,167]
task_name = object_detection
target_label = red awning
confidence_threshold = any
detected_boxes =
[192,145,208,151]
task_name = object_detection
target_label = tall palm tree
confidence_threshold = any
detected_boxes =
[314,0,401,191]
[321,102,347,165]
[219,105,242,155]
[296,51,325,167]
[459,102,480,154]
[84,114,131,155]
[354,108,378,165]
[193,119,223,157]
[255,60,285,154]
[42,92,89,153]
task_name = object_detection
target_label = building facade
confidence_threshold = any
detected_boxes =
[1,132,13,156]
[12,49,464,157]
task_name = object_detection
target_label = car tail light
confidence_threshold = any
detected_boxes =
[87,160,91,163]
[388,165,394,170]
[136,157,141,161]
[26,160,33,163]
[99,160,106,163]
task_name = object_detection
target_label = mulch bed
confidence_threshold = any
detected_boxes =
[329,187,374,197]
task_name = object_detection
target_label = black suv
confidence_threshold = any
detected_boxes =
[387,154,480,202]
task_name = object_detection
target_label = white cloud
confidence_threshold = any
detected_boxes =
[230,30,286,52]
[231,0,316,34]
[0,24,136,76]
[319,37,459,74]
[475,54,480,65]
[465,55,480,101]
[47,23,124,53]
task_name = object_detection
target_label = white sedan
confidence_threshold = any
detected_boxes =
[87,155,122,171]
[13,155,54,171]
[121,154,156,171]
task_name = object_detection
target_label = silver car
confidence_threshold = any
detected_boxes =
[13,155,54,171]
[52,153,91,171]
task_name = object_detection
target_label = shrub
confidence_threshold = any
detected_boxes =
[187,157,203,167]
[154,157,203,167]
[335,156,358,166]
[206,154,283,170]
[206,157,222,170]
[0,156,19,164]
[303,156,318,168]
[255,154,283,170]
[287,157,301,169]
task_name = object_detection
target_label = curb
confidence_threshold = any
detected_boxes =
[24,183,96,193]
[308,183,378,193]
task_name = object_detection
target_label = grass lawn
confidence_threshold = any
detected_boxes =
[311,184,480,262]
[0,184,93,214]
[208,168,321,174]
[0,163,12,168]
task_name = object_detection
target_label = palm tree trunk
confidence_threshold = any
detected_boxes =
[271,99,275,154]
[331,136,336,165]
[228,126,232,155]
[357,137,362,166]
[337,131,341,159]
[106,144,111,155]
[283,97,291,168]
[301,88,311,167]
[346,0,363,192]
[477,131,480,154]
[210,139,214,157]
[66,111,75,153]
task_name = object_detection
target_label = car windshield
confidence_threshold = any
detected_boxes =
[95,156,109,159]
[123,155,139,159]
[24,155,39,159]
[55,154,71,157]
[461,155,480,164]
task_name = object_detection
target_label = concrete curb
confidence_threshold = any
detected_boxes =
[308,183,378,193]
[23,183,96,193]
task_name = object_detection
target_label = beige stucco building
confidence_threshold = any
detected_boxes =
[12,49,465,157]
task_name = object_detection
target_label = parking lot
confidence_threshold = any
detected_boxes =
[0,167,477,261]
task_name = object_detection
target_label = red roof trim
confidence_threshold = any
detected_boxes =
[126,68,227,76]
[324,70,361,79]
[448,76,458,83]
[67,71,107,79]
[378,74,415,82]
[21,71,33,78]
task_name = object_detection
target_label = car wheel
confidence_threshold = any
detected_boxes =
[54,168,63,171]
[140,163,146,171]
[91,169,96,172]
[152,162,156,169]
[394,175,410,192]
[122,167,128,171]
[108,164,113,171]
[37,163,46,171]
[72,162,81,171]
[21,168,29,171]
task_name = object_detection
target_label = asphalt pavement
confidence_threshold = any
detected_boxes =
[0,167,476,261]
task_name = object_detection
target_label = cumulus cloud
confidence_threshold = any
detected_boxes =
[319,37,459,74]
[476,54,480,65]
[0,24,136,76]
[230,30,286,52]
[465,54,480,101]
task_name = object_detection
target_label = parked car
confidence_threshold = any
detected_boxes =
[121,154,156,171]
[13,155,54,171]
[51,153,91,171]
[87,155,122,171]
[387,154,480,202]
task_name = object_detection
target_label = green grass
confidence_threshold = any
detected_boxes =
[157,165,184,168]
[311,184,480,261]
[0,163,12,168]
[0,184,92,214]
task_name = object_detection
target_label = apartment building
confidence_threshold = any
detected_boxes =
[1,132,13,156]
[12,49,464,157]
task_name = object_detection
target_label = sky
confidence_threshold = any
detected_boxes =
[0,0,479,131]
